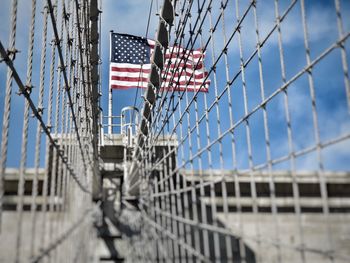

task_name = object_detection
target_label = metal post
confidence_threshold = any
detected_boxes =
[108,30,113,134]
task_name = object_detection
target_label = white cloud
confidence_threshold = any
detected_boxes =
[101,0,158,39]
[267,72,350,171]
[221,2,350,59]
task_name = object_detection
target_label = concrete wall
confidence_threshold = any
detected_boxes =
[218,213,350,263]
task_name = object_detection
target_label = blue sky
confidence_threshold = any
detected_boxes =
[100,0,350,172]
[0,0,350,172]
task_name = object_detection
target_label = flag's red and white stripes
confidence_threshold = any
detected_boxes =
[110,63,151,89]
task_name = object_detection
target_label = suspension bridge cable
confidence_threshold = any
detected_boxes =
[15,0,36,260]
[46,0,88,173]
[0,0,99,261]
[132,0,155,121]
[0,40,91,194]
[0,0,18,232]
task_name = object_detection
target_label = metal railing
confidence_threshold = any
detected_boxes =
[102,115,123,132]
[101,106,140,147]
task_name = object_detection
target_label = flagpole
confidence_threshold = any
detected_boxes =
[108,30,113,134]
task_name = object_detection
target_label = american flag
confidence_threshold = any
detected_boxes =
[109,33,210,92]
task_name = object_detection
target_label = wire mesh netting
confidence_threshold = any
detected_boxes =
[125,0,350,262]
[0,0,100,262]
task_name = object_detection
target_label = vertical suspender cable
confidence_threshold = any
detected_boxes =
[0,0,18,232]
[15,0,36,261]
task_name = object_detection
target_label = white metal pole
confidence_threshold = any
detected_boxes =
[108,30,113,134]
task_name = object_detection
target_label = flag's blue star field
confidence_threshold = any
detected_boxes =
[111,33,151,64]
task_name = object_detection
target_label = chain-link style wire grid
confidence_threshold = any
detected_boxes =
[0,0,101,262]
[0,0,350,262]
[125,0,350,262]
